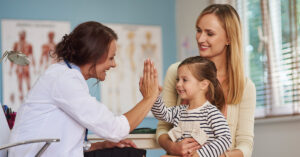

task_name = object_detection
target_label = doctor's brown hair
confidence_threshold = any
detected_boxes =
[178,56,225,110]
[54,21,118,66]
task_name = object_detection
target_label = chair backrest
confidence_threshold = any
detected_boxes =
[0,105,10,157]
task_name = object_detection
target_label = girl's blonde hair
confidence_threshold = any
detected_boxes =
[196,4,245,104]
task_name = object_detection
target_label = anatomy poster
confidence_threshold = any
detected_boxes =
[1,19,70,111]
[101,24,163,116]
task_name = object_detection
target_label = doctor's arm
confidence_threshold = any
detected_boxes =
[123,59,159,132]
[51,60,158,143]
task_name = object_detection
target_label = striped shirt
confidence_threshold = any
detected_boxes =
[151,96,232,157]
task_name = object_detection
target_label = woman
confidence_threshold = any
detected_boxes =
[156,4,256,157]
[8,21,159,157]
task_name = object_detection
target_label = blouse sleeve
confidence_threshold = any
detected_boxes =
[156,62,180,141]
[197,108,232,157]
[235,78,256,157]
[51,71,130,143]
[152,96,184,124]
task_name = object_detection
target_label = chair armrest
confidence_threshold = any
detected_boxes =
[0,138,60,150]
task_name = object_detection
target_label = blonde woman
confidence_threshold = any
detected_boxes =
[157,4,256,157]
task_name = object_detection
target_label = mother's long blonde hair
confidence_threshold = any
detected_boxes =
[196,4,245,104]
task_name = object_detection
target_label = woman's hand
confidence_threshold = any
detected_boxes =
[191,152,200,157]
[167,138,201,156]
[89,139,137,151]
[124,59,160,132]
[139,59,159,100]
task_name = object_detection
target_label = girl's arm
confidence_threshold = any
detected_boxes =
[156,63,180,139]
[151,96,183,124]
[197,108,232,157]
[156,63,200,156]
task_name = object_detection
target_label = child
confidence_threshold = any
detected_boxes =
[151,56,231,157]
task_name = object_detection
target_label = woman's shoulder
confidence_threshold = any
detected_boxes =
[167,62,181,71]
[164,62,181,80]
[244,77,256,92]
[45,62,84,82]
[238,77,256,106]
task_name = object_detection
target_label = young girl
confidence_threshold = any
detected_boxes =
[151,56,231,157]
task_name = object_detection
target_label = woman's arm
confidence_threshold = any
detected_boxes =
[219,150,243,157]
[234,79,256,157]
[52,59,159,142]
[159,135,201,156]
[224,79,256,157]
[124,59,160,132]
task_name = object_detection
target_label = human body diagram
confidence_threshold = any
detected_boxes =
[10,31,35,101]
[39,31,56,72]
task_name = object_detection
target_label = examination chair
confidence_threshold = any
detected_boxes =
[0,106,60,157]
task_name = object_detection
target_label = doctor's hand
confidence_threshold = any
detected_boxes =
[139,59,159,100]
[89,139,137,151]
[114,139,137,148]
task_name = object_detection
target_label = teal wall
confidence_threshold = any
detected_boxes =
[0,0,177,156]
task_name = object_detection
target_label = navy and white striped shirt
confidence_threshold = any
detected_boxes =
[152,96,232,157]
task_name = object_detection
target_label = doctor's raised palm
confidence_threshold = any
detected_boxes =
[139,59,160,100]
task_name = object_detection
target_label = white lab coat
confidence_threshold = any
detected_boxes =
[8,62,130,157]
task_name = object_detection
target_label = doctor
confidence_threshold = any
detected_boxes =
[8,21,160,157]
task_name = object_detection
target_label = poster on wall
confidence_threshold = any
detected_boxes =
[101,24,163,116]
[1,19,70,111]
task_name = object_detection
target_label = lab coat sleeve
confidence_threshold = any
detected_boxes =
[51,71,130,142]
